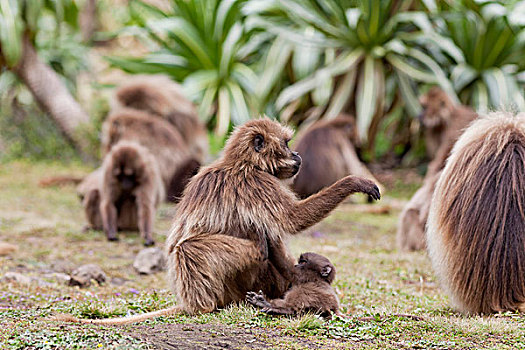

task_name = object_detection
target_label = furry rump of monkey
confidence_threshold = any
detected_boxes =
[246,252,340,317]
[419,87,477,178]
[112,74,208,164]
[426,112,525,314]
[57,118,379,324]
[99,141,164,245]
[292,115,383,199]
[396,171,441,251]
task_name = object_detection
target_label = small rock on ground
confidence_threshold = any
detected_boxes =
[0,242,18,256]
[133,247,166,275]
[69,264,107,287]
[42,272,71,285]
[2,272,32,285]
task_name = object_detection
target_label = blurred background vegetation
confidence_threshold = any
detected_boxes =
[1,0,525,164]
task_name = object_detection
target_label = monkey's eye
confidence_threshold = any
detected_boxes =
[298,259,307,264]
[254,134,265,152]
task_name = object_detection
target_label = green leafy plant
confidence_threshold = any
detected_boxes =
[433,1,525,112]
[0,0,93,160]
[108,0,260,135]
[248,0,456,148]
[0,0,81,68]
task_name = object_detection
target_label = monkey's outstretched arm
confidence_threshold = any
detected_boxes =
[290,175,380,233]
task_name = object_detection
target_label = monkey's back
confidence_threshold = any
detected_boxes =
[427,112,525,313]
[285,281,340,315]
[102,109,190,187]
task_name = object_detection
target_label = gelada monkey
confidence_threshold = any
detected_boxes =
[419,87,477,178]
[427,112,525,313]
[397,87,477,250]
[247,252,341,318]
[112,74,208,165]
[99,141,164,246]
[57,118,379,324]
[292,115,383,199]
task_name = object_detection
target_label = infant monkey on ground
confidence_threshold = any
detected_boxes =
[247,252,340,318]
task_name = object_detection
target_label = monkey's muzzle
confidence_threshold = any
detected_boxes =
[292,152,302,175]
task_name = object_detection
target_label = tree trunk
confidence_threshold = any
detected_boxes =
[79,0,97,43]
[12,35,93,160]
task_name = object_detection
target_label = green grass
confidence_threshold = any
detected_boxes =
[1,161,524,349]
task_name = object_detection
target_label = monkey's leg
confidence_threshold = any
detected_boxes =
[100,200,118,241]
[291,175,380,233]
[137,195,155,246]
[84,190,102,230]
[171,234,262,314]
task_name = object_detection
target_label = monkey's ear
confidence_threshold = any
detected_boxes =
[254,134,265,152]
[321,266,332,277]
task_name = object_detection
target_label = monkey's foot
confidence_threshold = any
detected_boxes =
[246,291,272,309]
[144,239,155,247]
[106,234,119,242]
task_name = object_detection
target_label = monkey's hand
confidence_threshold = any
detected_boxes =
[347,176,380,201]
[246,290,272,309]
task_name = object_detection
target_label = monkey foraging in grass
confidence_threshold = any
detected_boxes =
[396,87,478,251]
[292,115,383,199]
[99,141,164,246]
[77,108,191,231]
[246,252,340,318]
[427,112,525,314]
[56,117,379,325]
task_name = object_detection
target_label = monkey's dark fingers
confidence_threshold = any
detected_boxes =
[357,180,380,201]
[368,184,381,201]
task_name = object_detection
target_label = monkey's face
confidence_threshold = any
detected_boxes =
[419,87,453,129]
[294,252,336,284]
[223,119,302,179]
[110,144,147,189]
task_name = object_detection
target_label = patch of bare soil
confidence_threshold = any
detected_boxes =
[129,323,353,350]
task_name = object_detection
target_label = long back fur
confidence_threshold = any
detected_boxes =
[426,111,525,314]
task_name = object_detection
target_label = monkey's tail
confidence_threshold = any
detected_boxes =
[170,234,261,314]
[52,305,182,325]
[427,111,525,313]
[39,175,84,187]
